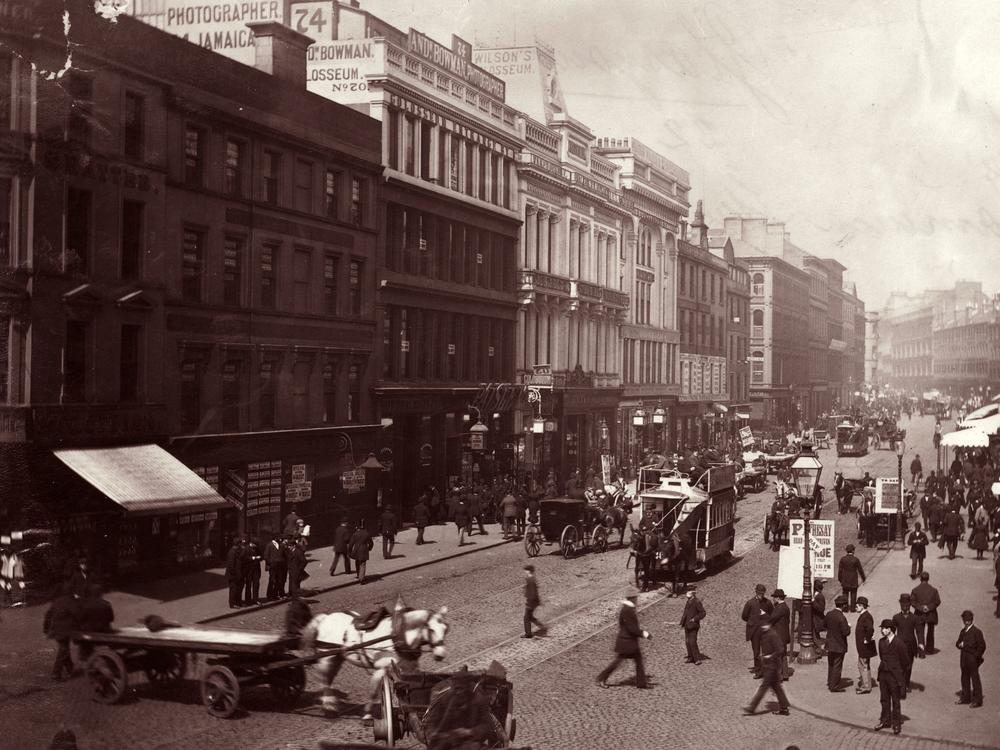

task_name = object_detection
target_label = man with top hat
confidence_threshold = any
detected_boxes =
[596,587,651,689]
[680,588,706,665]
[742,612,790,716]
[825,595,851,691]
[742,583,775,678]
[770,589,792,680]
[855,596,876,694]
[892,593,919,694]
[907,522,929,579]
[837,544,866,612]
[955,609,985,707]
[910,571,941,657]
[874,618,907,734]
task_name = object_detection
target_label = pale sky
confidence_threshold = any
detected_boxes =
[362,0,1000,311]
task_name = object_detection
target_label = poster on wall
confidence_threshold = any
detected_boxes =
[342,468,365,493]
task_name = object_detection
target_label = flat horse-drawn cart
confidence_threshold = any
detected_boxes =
[78,624,312,718]
[523,497,609,559]
[371,663,516,748]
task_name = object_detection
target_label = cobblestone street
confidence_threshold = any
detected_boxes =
[4,416,996,750]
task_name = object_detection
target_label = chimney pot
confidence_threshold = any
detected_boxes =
[246,21,314,88]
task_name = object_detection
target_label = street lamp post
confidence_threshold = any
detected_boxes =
[632,405,646,482]
[791,441,823,665]
[652,403,666,455]
[895,440,905,548]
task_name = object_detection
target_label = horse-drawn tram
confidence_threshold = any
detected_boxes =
[630,465,737,591]
[77,624,308,718]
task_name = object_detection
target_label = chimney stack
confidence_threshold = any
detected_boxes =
[246,21,314,88]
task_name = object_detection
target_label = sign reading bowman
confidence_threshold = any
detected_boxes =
[407,30,505,101]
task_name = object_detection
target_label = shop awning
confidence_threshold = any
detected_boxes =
[712,403,728,414]
[940,429,991,448]
[735,412,751,420]
[53,444,228,517]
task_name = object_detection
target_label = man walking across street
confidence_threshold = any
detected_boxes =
[380,505,398,559]
[741,583,774,678]
[955,610,985,707]
[855,596,876,694]
[521,565,547,638]
[264,535,287,600]
[907,523,929,579]
[349,520,374,585]
[742,614,790,716]
[874,619,907,735]
[911,572,941,657]
[596,587,651,689]
[910,454,923,489]
[892,593,919,694]
[825,595,851,691]
[680,589,706,665]
[330,518,353,575]
[837,544,866,611]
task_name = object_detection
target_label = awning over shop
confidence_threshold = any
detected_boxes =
[940,429,991,448]
[53,444,228,517]
[712,403,728,414]
[735,412,751,420]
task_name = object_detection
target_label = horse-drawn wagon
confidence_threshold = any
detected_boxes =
[370,663,517,747]
[77,624,310,718]
[629,465,737,592]
[524,497,609,558]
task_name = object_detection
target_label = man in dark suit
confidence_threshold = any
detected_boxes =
[329,518,353,575]
[825,595,851,691]
[596,587,650,689]
[875,618,907,734]
[770,589,792,680]
[43,583,81,681]
[264,535,288,600]
[742,615,790,716]
[225,538,246,608]
[379,505,398,559]
[412,496,430,545]
[741,583,774,678]
[286,537,308,597]
[836,544,866,611]
[811,580,827,651]
[955,610,986,707]
[680,589,706,665]
[910,571,941,656]
[892,593,919,693]
[521,564,547,638]
[942,505,965,559]
[855,596,876,693]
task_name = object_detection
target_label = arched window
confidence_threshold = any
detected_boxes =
[752,273,764,296]
[752,309,764,325]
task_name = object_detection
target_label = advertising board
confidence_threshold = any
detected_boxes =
[788,518,834,579]
[875,477,900,514]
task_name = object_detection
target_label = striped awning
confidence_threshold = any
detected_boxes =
[53,444,228,517]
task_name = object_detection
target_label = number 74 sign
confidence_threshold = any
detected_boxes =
[291,2,333,42]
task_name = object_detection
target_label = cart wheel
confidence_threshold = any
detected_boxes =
[524,526,542,558]
[268,664,306,706]
[371,675,397,746]
[201,665,240,719]
[560,525,578,559]
[592,525,608,553]
[143,650,186,686]
[86,647,128,705]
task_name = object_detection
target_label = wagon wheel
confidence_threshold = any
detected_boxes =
[268,664,306,706]
[523,525,542,558]
[592,525,609,553]
[201,665,240,719]
[560,525,578,559]
[86,647,128,704]
[371,674,398,746]
[143,650,186,686]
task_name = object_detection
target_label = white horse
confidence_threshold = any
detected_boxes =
[298,601,449,720]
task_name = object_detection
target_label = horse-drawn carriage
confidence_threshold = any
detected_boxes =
[739,453,769,493]
[629,465,737,592]
[870,421,906,451]
[524,497,610,558]
[811,429,831,450]
[370,663,517,748]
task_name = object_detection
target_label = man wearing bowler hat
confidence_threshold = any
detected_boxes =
[910,571,941,657]
[825,594,851,691]
[955,609,985,707]
[741,583,774,678]
[742,612,790,716]
[837,544,866,612]
[874,618,906,734]
[770,589,792,680]
[855,596,876,693]
[892,593,919,694]
[596,587,651,689]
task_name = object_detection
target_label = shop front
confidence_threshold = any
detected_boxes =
[558,387,622,484]
[169,425,384,548]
